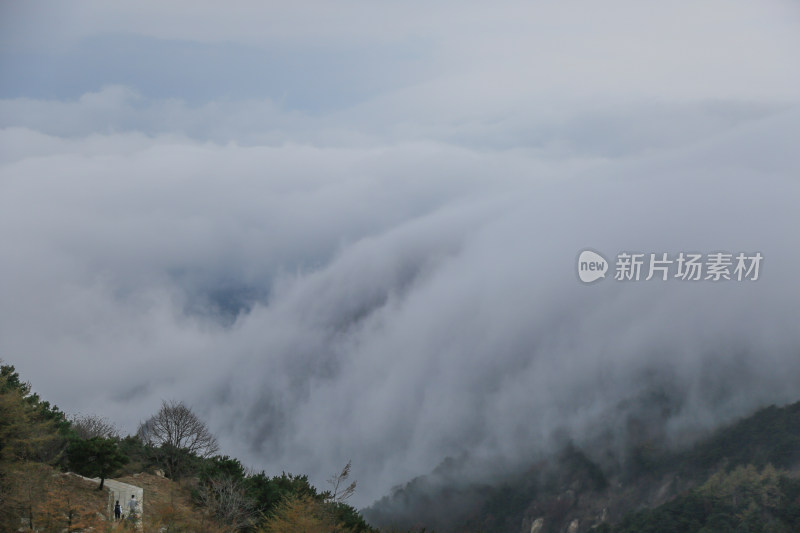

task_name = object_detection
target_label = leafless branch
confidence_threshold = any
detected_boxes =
[196,477,257,530]
[70,413,119,439]
[136,400,219,457]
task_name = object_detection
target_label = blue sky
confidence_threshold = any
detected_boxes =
[0,1,439,112]
[0,32,430,111]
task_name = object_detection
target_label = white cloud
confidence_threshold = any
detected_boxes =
[1,0,799,509]
[2,106,800,505]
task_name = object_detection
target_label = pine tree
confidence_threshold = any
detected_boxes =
[67,437,129,490]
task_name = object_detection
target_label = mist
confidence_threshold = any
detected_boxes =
[1,0,799,509]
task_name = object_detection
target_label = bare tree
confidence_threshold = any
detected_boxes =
[69,414,118,439]
[197,477,257,530]
[137,400,219,478]
[137,400,219,457]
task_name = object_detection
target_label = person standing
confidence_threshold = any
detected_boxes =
[114,500,121,520]
[128,494,138,516]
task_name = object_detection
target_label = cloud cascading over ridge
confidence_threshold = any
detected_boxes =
[1,1,799,507]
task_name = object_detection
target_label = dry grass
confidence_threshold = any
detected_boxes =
[118,472,193,510]
[3,465,218,532]
[118,472,227,532]
[5,463,111,531]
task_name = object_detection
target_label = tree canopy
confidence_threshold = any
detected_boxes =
[66,436,128,490]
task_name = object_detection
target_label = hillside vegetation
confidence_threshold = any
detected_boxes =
[0,363,376,532]
[366,402,800,532]
[4,359,800,533]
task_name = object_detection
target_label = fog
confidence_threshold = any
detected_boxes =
[1,1,799,508]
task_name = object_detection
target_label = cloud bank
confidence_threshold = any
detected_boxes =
[1,0,799,507]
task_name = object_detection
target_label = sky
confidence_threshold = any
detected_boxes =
[1,1,800,508]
